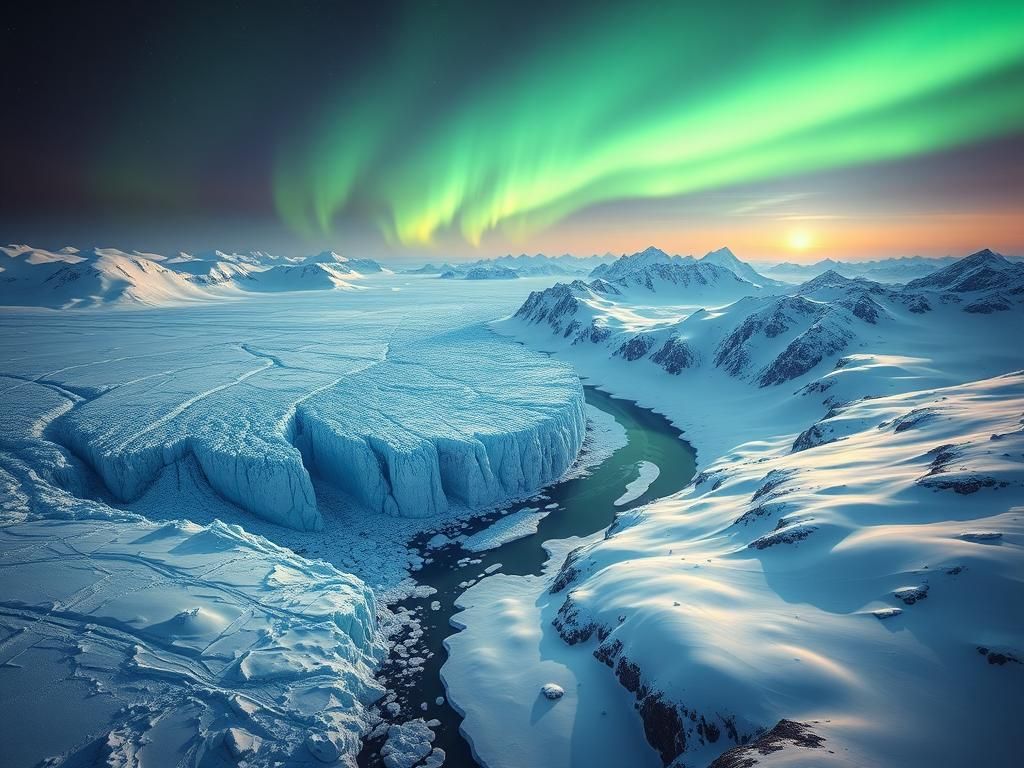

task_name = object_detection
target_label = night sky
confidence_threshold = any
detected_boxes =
[2,1,1022,261]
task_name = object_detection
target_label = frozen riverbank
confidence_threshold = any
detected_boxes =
[360,387,696,767]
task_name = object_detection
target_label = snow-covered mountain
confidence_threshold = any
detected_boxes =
[240,262,363,292]
[465,266,519,280]
[0,244,397,306]
[191,248,283,266]
[403,262,461,275]
[405,252,613,278]
[760,254,965,284]
[497,246,1024,766]
[611,260,764,303]
[513,248,1021,383]
[300,249,386,273]
[699,246,783,289]
[589,245,694,281]
[0,246,226,308]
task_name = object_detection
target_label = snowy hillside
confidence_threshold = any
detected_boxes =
[0,246,227,308]
[760,254,967,284]
[0,372,385,767]
[0,244,400,307]
[510,248,1022,398]
[300,249,386,273]
[590,245,693,280]
[406,252,614,278]
[494,246,1024,766]
[241,262,362,291]
[546,372,1023,767]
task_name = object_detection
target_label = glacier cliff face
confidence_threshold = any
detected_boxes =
[51,328,586,529]
[0,374,386,768]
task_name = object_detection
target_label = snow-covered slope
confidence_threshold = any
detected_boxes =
[0,374,385,767]
[300,249,386,274]
[239,262,362,292]
[590,245,694,281]
[761,255,964,284]
[496,247,1024,766]
[547,372,1023,767]
[699,247,783,289]
[162,256,262,285]
[0,247,226,308]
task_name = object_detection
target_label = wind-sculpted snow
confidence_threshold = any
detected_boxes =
[0,516,385,767]
[547,373,1024,766]
[0,376,386,766]
[493,247,1024,765]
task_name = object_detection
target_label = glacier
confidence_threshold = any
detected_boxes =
[4,282,586,531]
[0,268,595,767]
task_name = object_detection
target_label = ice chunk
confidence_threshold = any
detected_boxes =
[613,460,660,506]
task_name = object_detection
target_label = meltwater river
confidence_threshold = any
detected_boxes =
[360,386,697,767]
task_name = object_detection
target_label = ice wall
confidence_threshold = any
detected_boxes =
[53,330,586,528]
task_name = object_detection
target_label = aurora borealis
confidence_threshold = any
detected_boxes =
[2,1,1023,259]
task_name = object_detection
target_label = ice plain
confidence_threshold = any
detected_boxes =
[2,245,1023,768]
[0,271,589,767]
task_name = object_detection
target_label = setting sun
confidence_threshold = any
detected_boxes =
[787,229,813,251]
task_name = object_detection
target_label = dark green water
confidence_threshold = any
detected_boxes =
[359,386,696,767]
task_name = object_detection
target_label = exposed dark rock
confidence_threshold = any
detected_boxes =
[593,638,623,668]
[964,294,1012,314]
[893,584,929,605]
[758,317,852,387]
[714,297,820,376]
[847,293,886,324]
[751,469,794,503]
[902,294,932,313]
[977,646,1021,666]
[639,693,688,765]
[616,656,643,694]
[734,502,784,527]
[574,320,611,344]
[886,407,939,433]
[749,523,815,549]
[792,422,834,453]
[550,545,587,593]
[919,473,1005,494]
[651,337,698,374]
[615,334,656,361]
[707,720,826,767]
[551,595,596,644]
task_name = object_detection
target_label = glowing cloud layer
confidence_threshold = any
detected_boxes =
[273,1,1024,247]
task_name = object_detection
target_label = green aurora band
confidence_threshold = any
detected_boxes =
[273,0,1024,248]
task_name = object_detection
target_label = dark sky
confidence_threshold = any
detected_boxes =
[2,1,1023,260]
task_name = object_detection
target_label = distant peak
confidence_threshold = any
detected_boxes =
[704,246,737,260]
[638,245,667,257]
[963,248,1002,263]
